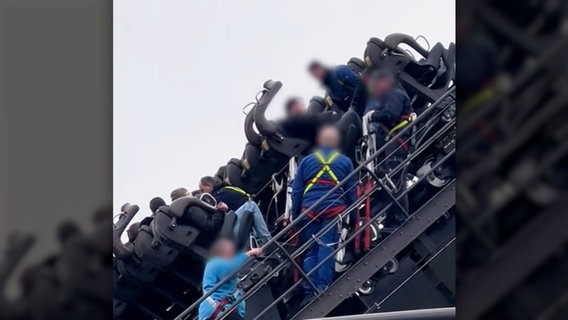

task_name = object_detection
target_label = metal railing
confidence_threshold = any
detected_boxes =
[174,87,455,320]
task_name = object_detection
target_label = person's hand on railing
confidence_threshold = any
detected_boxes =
[246,248,263,257]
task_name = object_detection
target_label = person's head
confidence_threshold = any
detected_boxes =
[149,196,166,214]
[308,60,328,81]
[199,176,217,194]
[170,187,189,202]
[316,125,341,149]
[209,237,237,259]
[284,97,306,117]
[126,222,140,243]
[366,69,395,98]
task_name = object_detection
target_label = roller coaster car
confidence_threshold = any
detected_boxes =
[364,34,455,112]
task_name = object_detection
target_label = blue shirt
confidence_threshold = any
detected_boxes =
[291,147,357,220]
[198,253,248,320]
[324,65,362,111]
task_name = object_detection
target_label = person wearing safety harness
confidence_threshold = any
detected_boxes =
[291,125,357,305]
[199,176,272,246]
[364,69,415,227]
[198,238,263,320]
[308,60,365,114]
[364,69,415,172]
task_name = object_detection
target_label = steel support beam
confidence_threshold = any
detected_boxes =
[292,181,455,319]
[458,198,568,320]
[307,307,455,320]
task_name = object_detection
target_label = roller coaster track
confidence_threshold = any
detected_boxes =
[291,180,455,319]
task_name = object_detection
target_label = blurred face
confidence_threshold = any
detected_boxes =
[317,126,340,149]
[367,76,394,98]
[309,66,326,81]
[199,181,213,194]
[219,240,236,259]
[287,100,306,117]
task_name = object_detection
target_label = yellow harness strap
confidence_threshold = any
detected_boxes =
[385,113,417,141]
[223,186,250,199]
[304,151,341,195]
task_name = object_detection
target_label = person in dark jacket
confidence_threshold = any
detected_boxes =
[308,61,364,114]
[291,125,357,303]
[365,70,414,227]
[364,69,414,171]
[199,176,272,245]
[279,97,341,145]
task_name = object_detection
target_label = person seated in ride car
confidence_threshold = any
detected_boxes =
[308,60,365,115]
[364,69,415,170]
[199,238,262,320]
[279,97,340,146]
[198,176,272,246]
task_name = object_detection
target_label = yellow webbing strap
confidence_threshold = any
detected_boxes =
[223,186,250,199]
[324,96,334,107]
[386,120,409,139]
[385,113,416,141]
[303,151,341,195]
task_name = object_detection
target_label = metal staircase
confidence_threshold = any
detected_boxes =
[173,87,456,320]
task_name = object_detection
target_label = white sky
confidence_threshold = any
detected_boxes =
[113,0,455,222]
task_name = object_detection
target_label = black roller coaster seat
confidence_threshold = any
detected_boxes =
[134,225,180,268]
[347,57,366,74]
[262,134,311,159]
[241,143,263,174]
[223,158,247,189]
[116,255,162,284]
[150,208,200,252]
[113,266,142,302]
[336,109,362,161]
[307,96,326,115]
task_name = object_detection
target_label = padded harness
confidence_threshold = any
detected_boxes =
[304,151,341,195]
[223,186,250,199]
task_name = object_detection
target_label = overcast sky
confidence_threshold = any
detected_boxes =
[114,0,455,222]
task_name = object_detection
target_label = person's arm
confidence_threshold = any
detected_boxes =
[291,158,306,220]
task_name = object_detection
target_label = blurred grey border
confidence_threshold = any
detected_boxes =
[0,0,112,318]
[456,0,568,319]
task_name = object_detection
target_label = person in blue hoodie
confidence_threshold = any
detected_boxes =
[291,125,357,304]
[198,238,262,320]
[308,61,365,115]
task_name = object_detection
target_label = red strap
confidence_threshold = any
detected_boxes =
[304,205,346,221]
[354,185,362,254]
[305,178,337,186]
[364,181,372,251]
[208,299,230,320]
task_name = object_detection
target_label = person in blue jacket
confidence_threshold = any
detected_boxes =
[308,61,365,115]
[199,176,272,246]
[198,238,262,320]
[291,125,357,304]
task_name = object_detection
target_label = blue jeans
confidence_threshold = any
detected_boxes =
[300,218,338,298]
[233,201,271,243]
